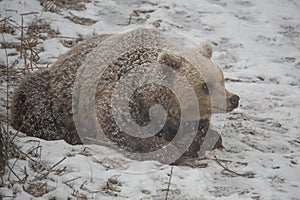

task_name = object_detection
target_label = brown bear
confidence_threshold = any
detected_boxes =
[10,28,239,164]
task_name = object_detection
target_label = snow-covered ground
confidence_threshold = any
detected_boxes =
[0,0,300,199]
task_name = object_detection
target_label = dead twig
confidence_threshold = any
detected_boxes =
[214,155,255,178]
[1,21,10,134]
[35,157,66,180]
[21,34,81,40]
[63,176,82,184]
[15,146,37,163]
[6,164,24,183]
[20,12,39,16]
[165,166,173,200]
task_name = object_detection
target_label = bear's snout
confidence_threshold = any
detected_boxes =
[229,94,240,109]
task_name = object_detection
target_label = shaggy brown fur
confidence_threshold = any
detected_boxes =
[11,28,238,163]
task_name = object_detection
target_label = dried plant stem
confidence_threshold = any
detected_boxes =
[214,155,255,178]
[6,164,23,183]
[20,16,24,59]
[1,23,9,132]
[0,20,10,176]
[165,166,174,200]
[36,157,66,180]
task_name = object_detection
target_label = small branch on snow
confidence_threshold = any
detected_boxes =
[63,176,82,184]
[214,155,255,178]
[6,164,23,183]
[35,156,66,180]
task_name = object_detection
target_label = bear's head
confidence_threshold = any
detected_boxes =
[156,42,239,123]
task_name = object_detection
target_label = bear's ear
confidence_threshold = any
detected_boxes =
[157,52,184,70]
[197,41,213,59]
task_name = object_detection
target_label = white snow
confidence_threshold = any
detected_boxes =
[1,0,299,199]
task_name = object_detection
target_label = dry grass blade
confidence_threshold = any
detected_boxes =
[0,127,5,179]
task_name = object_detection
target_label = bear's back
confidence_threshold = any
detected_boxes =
[10,34,112,143]
[10,28,170,144]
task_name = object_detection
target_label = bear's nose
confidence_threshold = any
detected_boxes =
[229,95,240,108]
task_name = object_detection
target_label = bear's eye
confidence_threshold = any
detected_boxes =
[202,83,209,94]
